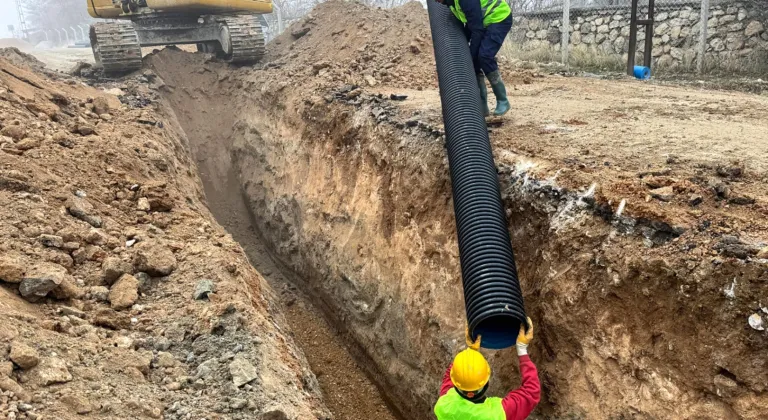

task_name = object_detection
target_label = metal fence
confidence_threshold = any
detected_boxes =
[21,25,91,47]
[508,0,768,75]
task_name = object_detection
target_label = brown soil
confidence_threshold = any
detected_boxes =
[0,55,329,419]
[3,0,768,419]
[147,1,768,419]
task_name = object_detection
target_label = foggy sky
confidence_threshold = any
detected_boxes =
[0,0,21,38]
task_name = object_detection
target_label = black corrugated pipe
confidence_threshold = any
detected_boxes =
[426,0,527,350]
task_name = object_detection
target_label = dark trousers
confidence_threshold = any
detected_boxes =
[472,15,513,75]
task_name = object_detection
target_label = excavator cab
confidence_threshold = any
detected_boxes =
[87,0,272,74]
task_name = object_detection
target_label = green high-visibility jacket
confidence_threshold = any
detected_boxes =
[434,388,506,420]
[449,0,511,28]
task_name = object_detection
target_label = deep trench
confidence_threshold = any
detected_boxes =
[142,39,768,418]
[176,123,405,419]
[150,48,546,418]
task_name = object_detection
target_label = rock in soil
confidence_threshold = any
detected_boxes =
[91,308,131,330]
[688,194,703,206]
[133,243,177,277]
[229,356,258,387]
[650,186,675,202]
[92,96,112,116]
[193,279,215,300]
[0,376,30,402]
[102,256,133,285]
[9,341,39,370]
[0,124,25,140]
[0,255,25,283]
[109,274,140,310]
[48,276,83,300]
[155,351,175,368]
[88,286,110,303]
[38,234,64,248]
[19,263,69,299]
[27,357,72,386]
[65,196,102,228]
[61,394,92,414]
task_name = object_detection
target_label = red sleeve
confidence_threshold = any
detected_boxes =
[439,363,454,397]
[501,355,541,420]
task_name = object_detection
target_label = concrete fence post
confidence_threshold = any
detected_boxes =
[698,0,710,73]
[562,0,570,66]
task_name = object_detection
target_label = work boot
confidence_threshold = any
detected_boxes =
[476,73,490,117]
[486,70,510,116]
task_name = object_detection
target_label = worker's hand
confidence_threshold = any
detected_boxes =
[516,317,534,356]
[465,327,481,350]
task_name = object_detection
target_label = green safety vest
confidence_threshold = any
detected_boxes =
[449,0,511,28]
[434,388,506,420]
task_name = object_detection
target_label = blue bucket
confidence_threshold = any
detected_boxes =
[633,65,651,80]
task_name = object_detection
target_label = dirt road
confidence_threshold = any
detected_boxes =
[26,48,94,72]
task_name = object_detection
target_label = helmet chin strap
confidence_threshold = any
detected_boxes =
[457,382,490,403]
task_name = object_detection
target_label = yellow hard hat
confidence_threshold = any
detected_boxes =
[450,348,491,392]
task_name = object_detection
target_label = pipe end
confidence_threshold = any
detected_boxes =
[471,314,523,350]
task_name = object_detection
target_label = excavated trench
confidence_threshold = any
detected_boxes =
[149,48,768,420]
[147,61,403,420]
[187,162,403,420]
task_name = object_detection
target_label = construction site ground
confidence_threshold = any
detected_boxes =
[1,1,767,419]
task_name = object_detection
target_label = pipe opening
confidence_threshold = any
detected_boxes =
[472,315,522,350]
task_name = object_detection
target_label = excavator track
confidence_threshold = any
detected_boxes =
[218,15,265,64]
[90,22,143,75]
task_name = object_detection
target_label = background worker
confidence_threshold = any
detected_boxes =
[436,0,514,116]
[434,318,540,419]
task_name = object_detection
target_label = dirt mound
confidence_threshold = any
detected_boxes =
[0,58,328,419]
[265,0,436,90]
[0,48,46,71]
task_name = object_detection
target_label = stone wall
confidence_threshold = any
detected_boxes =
[510,1,768,71]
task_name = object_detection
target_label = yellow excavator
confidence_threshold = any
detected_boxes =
[87,0,272,74]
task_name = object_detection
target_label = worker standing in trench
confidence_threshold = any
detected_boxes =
[435,0,513,116]
[434,318,540,419]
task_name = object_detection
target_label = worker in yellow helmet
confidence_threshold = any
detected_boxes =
[434,318,540,420]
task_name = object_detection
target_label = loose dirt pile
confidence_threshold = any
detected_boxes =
[0,58,329,419]
[265,0,436,91]
[0,48,47,73]
[149,0,768,419]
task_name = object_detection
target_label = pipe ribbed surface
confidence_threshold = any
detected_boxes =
[426,0,526,350]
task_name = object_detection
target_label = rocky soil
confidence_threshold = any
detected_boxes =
[0,50,329,419]
[148,1,768,419]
